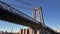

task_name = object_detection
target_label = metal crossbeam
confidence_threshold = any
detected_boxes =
[0,1,42,28]
[0,1,40,24]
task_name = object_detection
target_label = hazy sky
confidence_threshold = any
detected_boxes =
[0,0,60,32]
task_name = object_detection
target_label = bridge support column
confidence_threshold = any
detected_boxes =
[29,28,33,34]
[36,29,40,34]
[33,29,40,34]
[22,29,24,34]
[25,29,27,34]
[20,29,23,34]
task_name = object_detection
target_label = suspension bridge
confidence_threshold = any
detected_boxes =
[0,1,59,34]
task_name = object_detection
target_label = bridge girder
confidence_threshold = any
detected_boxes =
[0,7,42,29]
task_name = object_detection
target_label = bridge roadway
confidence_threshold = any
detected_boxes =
[0,1,42,29]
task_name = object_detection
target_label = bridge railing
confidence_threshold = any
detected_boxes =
[0,1,41,25]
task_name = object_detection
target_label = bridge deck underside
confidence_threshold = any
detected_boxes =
[0,7,42,29]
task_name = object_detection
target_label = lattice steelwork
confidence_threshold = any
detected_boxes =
[0,1,59,34]
[0,1,41,24]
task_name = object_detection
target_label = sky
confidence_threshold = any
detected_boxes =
[0,0,60,32]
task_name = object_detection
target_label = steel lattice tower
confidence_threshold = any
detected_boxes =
[32,6,45,26]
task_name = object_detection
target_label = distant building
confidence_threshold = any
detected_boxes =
[0,31,18,34]
[19,28,33,34]
[19,28,60,34]
[0,31,4,34]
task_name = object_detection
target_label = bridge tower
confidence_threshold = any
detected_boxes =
[32,6,45,26]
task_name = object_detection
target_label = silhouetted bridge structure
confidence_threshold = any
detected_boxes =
[0,1,59,34]
[0,1,42,28]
